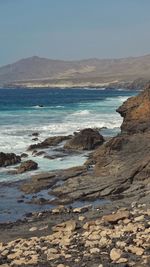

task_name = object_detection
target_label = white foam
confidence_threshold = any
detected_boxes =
[71,110,90,116]
[0,93,129,156]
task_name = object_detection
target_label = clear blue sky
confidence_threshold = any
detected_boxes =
[0,0,150,65]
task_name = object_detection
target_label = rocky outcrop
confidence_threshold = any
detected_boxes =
[0,152,21,167]
[27,135,71,151]
[16,160,38,174]
[20,166,87,194]
[49,86,150,204]
[117,84,150,134]
[64,128,104,150]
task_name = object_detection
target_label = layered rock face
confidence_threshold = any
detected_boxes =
[51,85,150,204]
[117,84,150,134]
[90,85,150,199]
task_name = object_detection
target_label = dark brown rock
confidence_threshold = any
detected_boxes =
[27,135,71,151]
[32,137,38,141]
[0,152,21,167]
[117,84,150,134]
[64,128,104,150]
[32,132,39,137]
[17,160,38,174]
[21,153,28,158]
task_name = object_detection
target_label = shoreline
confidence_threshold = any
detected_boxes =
[0,86,150,266]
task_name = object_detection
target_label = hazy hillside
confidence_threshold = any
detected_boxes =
[1,55,150,88]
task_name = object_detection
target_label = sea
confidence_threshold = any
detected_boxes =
[0,88,138,222]
[0,88,137,183]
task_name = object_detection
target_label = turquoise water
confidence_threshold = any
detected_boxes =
[0,88,137,182]
[0,88,138,222]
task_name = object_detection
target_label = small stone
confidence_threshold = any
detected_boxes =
[102,211,129,224]
[52,205,65,214]
[117,258,128,263]
[127,245,144,256]
[78,215,85,221]
[11,258,26,266]
[7,250,22,260]
[64,254,72,258]
[29,226,38,232]
[52,219,76,233]
[134,215,144,222]
[1,249,9,256]
[73,205,92,213]
[90,248,100,254]
[110,248,122,261]
[116,241,126,249]
[123,218,131,224]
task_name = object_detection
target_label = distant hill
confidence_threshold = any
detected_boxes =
[1,55,150,88]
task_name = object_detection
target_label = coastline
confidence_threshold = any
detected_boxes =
[0,79,142,90]
[0,86,150,266]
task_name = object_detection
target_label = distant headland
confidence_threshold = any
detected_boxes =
[1,55,150,90]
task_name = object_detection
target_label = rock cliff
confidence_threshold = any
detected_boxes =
[117,84,150,134]
[50,85,150,204]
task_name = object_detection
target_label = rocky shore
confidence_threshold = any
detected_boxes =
[0,84,150,266]
[0,203,150,267]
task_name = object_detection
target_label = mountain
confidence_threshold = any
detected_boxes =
[1,55,150,88]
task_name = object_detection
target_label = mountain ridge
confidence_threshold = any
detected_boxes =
[1,54,150,88]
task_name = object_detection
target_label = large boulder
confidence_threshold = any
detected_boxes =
[64,128,104,150]
[27,135,71,151]
[0,152,21,167]
[117,84,150,134]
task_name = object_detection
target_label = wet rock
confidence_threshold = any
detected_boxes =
[29,197,50,205]
[20,153,28,158]
[0,152,21,167]
[52,205,66,214]
[73,205,92,213]
[32,132,39,137]
[64,128,104,150]
[27,135,71,151]
[20,172,57,193]
[33,150,46,156]
[17,160,38,174]
[20,165,87,194]
[32,137,38,141]
[102,210,129,224]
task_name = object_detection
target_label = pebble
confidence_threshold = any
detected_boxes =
[0,204,149,266]
[110,248,122,261]
[29,226,38,232]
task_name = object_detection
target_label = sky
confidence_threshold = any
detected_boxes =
[0,0,150,65]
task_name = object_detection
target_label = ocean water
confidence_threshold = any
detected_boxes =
[0,88,137,182]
